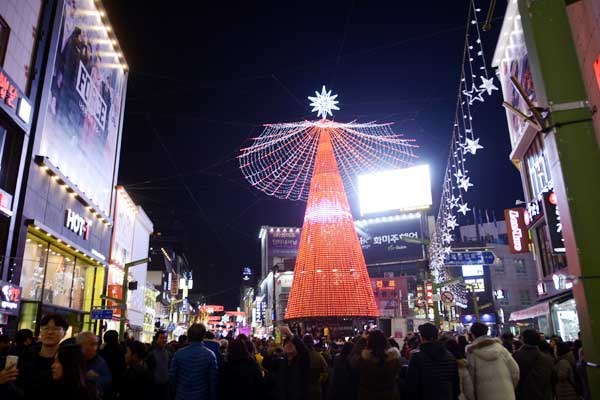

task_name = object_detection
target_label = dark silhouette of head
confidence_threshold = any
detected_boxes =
[418,323,439,342]
[470,322,488,339]
[521,329,541,346]
[187,324,207,342]
[103,330,119,346]
[367,330,388,364]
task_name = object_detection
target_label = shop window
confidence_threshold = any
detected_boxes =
[494,257,505,273]
[70,261,88,310]
[536,223,567,277]
[21,235,48,301]
[43,245,75,308]
[520,290,532,306]
[0,17,8,66]
[17,302,39,332]
[515,259,527,275]
[498,290,509,306]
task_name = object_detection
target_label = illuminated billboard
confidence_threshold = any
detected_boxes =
[358,165,432,215]
[39,0,126,215]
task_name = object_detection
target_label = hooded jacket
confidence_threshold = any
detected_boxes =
[406,341,460,400]
[466,336,519,400]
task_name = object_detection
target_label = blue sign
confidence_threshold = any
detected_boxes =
[91,309,113,320]
[444,251,496,266]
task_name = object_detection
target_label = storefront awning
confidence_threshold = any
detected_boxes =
[509,301,550,321]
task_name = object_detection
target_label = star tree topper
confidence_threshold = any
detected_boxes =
[308,85,340,119]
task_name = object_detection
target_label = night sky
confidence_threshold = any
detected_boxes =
[102,1,522,308]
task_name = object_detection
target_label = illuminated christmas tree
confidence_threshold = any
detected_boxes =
[239,86,417,320]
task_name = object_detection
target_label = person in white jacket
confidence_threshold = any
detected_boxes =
[466,322,520,400]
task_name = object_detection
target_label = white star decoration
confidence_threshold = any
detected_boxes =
[443,246,452,255]
[457,203,471,215]
[442,232,453,244]
[479,76,499,96]
[447,216,458,230]
[458,176,474,192]
[308,85,340,119]
[449,195,460,209]
[453,169,463,183]
[463,137,483,155]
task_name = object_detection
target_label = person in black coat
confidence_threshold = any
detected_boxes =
[327,341,358,400]
[218,337,264,400]
[406,323,460,400]
[99,330,125,400]
[121,341,152,399]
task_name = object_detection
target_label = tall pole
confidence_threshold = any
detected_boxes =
[518,0,600,394]
[118,258,150,341]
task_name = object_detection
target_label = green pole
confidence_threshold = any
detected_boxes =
[518,1,600,394]
[118,258,150,341]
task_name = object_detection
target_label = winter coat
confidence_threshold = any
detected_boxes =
[457,359,475,400]
[327,354,358,400]
[406,341,460,400]
[267,335,310,400]
[513,344,554,400]
[169,341,218,400]
[306,348,329,400]
[218,356,264,400]
[554,355,579,400]
[354,347,401,400]
[120,363,152,399]
[84,354,112,397]
[99,344,125,398]
[466,336,519,400]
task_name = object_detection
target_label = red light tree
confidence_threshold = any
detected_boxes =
[239,87,417,321]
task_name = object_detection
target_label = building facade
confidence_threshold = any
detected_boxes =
[0,0,128,336]
[492,0,600,341]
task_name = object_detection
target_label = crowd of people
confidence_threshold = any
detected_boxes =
[0,313,593,400]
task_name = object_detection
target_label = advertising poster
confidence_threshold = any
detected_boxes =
[267,229,301,270]
[370,277,407,318]
[40,0,125,214]
[358,217,424,265]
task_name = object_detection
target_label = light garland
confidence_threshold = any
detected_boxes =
[428,0,498,306]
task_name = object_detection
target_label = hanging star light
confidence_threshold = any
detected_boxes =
[308,85,340,119]
[442,232,453,244]
[463,137,484,155]
[449,195,460,209]
[443,246,452,254]
[453,169,463,183]
[457,203,471,215]
[458,176,474,192]
[468,86,485,105]
[447,215,459,230]
[479,76,498,96]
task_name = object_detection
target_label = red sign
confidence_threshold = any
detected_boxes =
[425,281,433,306]
[107,284,123,318]
[202,305,224,313]
[504,208,530,254]
[594,53,600,92]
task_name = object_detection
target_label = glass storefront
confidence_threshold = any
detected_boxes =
[19,231,106,333]
[552,299,579,341]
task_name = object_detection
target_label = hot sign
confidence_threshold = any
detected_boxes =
[504,208,530,254]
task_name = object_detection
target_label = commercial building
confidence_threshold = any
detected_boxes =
[492,0,600,341]
[0,0,42,331]
[105,187,153,339]
[0,0,128,336]
[456,221,538,334]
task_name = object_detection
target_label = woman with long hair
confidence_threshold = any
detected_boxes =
[217,337,264,400]
[352,330,401,400]
[51,344,97,400]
